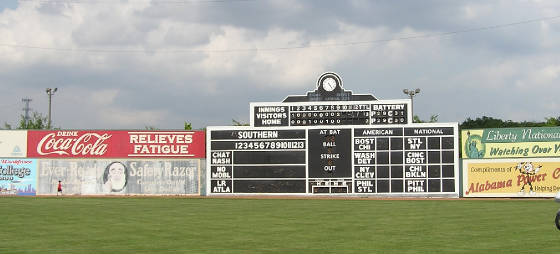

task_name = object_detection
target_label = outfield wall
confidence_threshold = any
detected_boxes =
[1,130,206,196]
[8,126,560,197]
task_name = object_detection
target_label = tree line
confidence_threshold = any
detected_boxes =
[415,115,560,128]
[3,111,560,130]
[1,112,249,130]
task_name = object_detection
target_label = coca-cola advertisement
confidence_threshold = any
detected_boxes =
[27,130,206,158]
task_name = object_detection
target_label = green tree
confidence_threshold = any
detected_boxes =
[460,116,505,128]
[460,116,560,129]
[184,121,192,130]
[18,111,48,129]
[413,115,438,123]
[232,119,249,126]
[544,117,560,127]
[2,122,12,130]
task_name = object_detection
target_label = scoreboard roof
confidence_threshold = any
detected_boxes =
[282,72,377,102]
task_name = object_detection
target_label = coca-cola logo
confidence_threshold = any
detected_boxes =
[37,133,112,156]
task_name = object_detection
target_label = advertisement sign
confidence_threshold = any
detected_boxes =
[462,127,560,159]
[0,130,27,157]
[0,159,36,195]
[463,158,560,197]
[27,130,205,158]
[36,159,200,195]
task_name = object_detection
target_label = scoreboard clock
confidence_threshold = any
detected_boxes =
[318,72,342,93]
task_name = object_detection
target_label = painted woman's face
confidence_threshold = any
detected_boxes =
[108,163,126,191]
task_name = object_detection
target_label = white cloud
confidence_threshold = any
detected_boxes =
[90,89,119,105]
[192,22,395,89]
[1,0,560,129]
[58,87,170,129]
[461,3,492,20]
[529,64,560,85]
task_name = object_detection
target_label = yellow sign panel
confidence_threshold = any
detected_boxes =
[463,158,560,197]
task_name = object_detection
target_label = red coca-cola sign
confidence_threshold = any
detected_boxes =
[27,130,205,158]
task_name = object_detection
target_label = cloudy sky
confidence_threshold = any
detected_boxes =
[0,0,559,130]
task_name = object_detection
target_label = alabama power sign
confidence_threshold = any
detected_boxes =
[463,158,560,197]
[27,130,205,158]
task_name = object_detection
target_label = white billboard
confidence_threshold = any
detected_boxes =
[0,131,27,157]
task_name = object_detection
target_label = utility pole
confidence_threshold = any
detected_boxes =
[22,98,32,128]
[46,88,57,129]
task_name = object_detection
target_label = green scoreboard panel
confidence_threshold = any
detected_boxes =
[207,124,458,197]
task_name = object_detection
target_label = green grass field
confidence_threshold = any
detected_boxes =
[1,196,559,254]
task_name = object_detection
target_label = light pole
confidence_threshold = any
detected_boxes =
[403,88,420,119]
[46,88,57,129]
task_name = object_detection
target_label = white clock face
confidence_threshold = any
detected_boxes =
[322,77,337,92]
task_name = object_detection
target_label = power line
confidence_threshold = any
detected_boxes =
[0,15,559,54]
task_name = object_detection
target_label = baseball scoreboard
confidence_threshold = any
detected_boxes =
[208,124,458,196]
[207,72,459,197]
[251,100,410,127]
